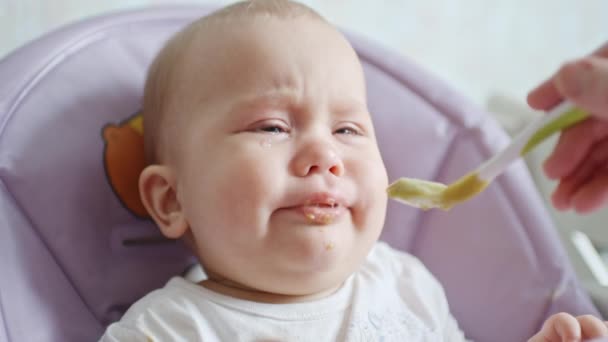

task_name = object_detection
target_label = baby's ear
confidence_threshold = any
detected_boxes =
[138,165,188,239]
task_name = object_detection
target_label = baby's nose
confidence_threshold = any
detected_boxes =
[291,141,344,178]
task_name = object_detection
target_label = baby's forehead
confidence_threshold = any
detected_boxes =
[168,20,269,83]
[178,13,328,59]
[159,15,365,119]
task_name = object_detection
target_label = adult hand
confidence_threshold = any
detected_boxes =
[527,43,608,213]
[528,312,608,342]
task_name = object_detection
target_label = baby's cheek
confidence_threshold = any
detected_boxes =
[355,164,388,232]
[215,161,282,220]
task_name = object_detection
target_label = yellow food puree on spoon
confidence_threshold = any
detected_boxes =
[386,173,488,211]
[387,102,589,211]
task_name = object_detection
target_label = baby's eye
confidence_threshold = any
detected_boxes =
[335,126,361,136]
[259,125,288,134]
[252,119,290,135]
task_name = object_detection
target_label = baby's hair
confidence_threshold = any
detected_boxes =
[142,0,324,164]
[212,0,322,20]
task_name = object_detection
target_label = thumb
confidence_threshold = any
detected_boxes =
[554,57,608,119]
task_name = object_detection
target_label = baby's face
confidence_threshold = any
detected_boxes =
[171,17,388,296]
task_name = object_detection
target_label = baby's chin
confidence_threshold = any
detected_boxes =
[199,237,367,303]
[260,240,365,292]
[269,222,354,266]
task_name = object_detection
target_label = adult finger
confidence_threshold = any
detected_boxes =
[527,42,608,111]
[570,170,608,214]
[543,118,608,179]
[527,77,562,111]
[578,314,608,339]
[528,313,580,342]
[550,136,608,211]
[554,57,608,118]
[551,153,597,211]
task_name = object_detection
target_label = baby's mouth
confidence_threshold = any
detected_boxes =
[296,199,345,225]
[279,192,348,225]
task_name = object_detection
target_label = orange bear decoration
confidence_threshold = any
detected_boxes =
[102,113,149,218]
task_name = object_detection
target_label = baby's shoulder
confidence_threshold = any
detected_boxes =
[118,277,204,323]
[101,277,209,341]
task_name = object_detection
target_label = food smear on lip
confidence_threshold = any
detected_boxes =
[299,196,341,225]
[325,242,334,251]
[304,211,335,225]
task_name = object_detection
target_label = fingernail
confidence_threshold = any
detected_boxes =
[559,60,593,97]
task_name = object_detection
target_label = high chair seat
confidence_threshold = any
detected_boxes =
[0,5,598,342]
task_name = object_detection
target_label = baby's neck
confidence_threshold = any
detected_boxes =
[200,277,342,304]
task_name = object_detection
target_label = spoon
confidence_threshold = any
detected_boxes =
[387,101,589,210]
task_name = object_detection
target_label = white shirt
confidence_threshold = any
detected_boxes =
[101,242,468,341]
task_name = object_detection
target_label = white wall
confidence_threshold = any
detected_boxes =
[3,1,606,105]
[2,0,607,252]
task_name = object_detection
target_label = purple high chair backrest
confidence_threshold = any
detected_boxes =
[0,5,599,342]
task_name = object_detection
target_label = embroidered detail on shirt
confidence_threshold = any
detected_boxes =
[345,309,437,341]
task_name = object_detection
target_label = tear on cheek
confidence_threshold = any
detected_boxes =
[259,138,272,148]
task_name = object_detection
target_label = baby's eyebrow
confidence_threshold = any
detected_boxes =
[229,91,297,115]
[331,100,368,116]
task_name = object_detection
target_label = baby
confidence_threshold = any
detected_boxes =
[102,1,607,341]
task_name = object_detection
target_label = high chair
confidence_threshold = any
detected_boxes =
[0,5,600,342]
